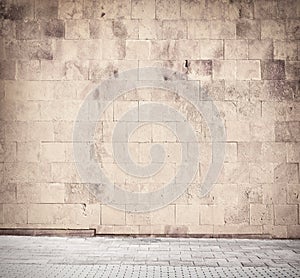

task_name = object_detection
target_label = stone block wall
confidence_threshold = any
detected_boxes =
[0,0,299,238]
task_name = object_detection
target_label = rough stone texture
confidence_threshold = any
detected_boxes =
[0,0,299,238]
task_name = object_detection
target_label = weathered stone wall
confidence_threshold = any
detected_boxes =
[0,0,299,238]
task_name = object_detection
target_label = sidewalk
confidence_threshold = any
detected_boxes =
[0,236,299,277]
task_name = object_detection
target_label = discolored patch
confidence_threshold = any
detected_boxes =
[0,2,27,20]
[113,20,128,38]
[42,19,64,38]
[236,19,260,39]
[275,121,300,142]
[0,60,16,80]
[165,225,188,235]
[261,60,285,80]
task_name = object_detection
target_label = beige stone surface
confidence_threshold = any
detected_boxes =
[250,204,273,225]
[200,205,224,225]
[274,205,298,225]
[0,0,299,238]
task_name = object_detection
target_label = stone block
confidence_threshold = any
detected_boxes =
[53,121,73,141]
[213,60,236,80]
[151,205,175,225]
[210,20,235,39]
[261,142,286,163]
[0,142,16,162]
[250,204,273,225]
[286,61,300,80]
[54,40,101,60]
[139,19,163,40]
[200,205,224,225]
[102,205,125,225]
[65,19,89,39]
[218,162,249,184]
[236,60,260,80]
[261,20,285,39]
[0,0,34,20]
[224,204,250,225]
[40,183,64,203]
[214,224,263,235]
[3,204,27,224]
[263,225,287,239]
[275,121,300,142]
[126,211,151,225]
[41,60,66,81]
[150,40,177,60]
[181,0,205,19]
[5,40,53,60]
[238,142,262,162]
[89,60,137,80]
[156,0,180,19]
[84,0,131,19]
[261,60,285,80]
[248,40,273,59]
[16,183,40,203]
[287,225,300,238]
[0,183,16,203]
[274,205,298,225]
[35,0,58,19]
[205,0,226,20]
[236,19,260,39]
[0,60,16,80]
[263,184,287,205]
[176,204,199,225]
[254,0,278,19]
[58,0,83,19]
[286,19,300,40]
[210,184,238,205]
[287,183,300,204]
[188,60,212,80]
[66,61,89,80]
[131,0,155,19]
[125,40,150,60]
[200,40,223,59]
[28,204,100,225]
[51,163,80,183]
[64,183,90,204]
[16,20,40,40]
[112,20,139,39]
[102,39,125,60]
[16,60,41,80]
[240,183,262,204]
[162,20,187,39]
[249,163,274,184]
[224,40,248,59]
[237,101,261,121]
[89,20,113,39]
[250,80,295,101]
[274,163,299,184]
[188,20,210,39]
[226,120,250,141]
[177,40,201,60]
[41,143,65,162]
[250,120,275,141]
[225,81,249,101]
[28,121,54,141]
[274,41,298,61]
[287,143,300,163]
[17,142,40,162]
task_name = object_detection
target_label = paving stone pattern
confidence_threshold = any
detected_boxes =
[0,236,300,277]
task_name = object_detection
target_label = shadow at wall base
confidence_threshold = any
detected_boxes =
[0,229,299,239]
